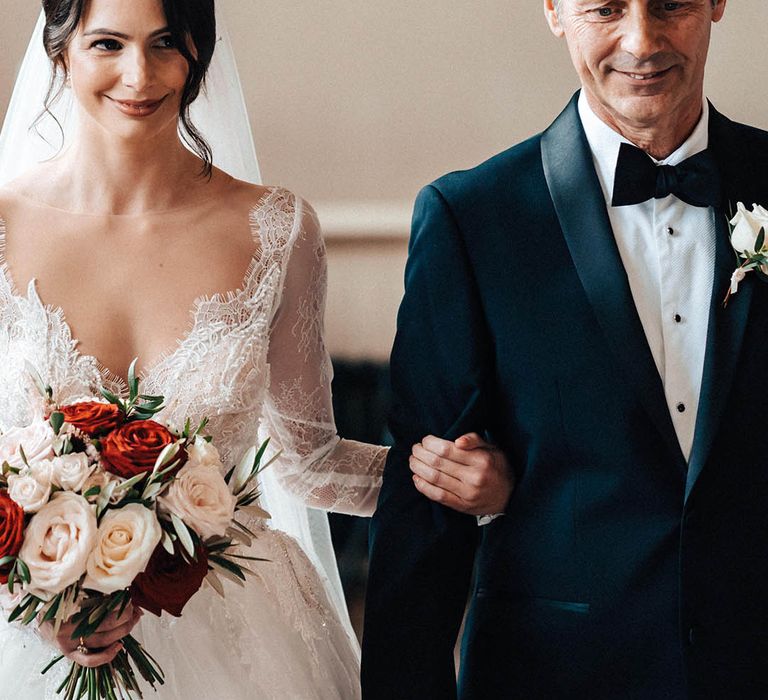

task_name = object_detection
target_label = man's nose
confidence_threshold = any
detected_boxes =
[121,48,155,92]
[620,9,665,62]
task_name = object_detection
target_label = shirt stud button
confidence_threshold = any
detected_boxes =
[677,403,686,413]
[674,313,682,323]
[667,227,674,236]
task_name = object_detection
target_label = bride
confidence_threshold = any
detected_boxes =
[0,0,512,697]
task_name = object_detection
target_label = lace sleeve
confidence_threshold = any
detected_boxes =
[261,196,386,517]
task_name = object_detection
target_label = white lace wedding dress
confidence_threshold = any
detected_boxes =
[0,187,386,699]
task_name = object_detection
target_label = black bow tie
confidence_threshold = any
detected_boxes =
[611,142,721,208]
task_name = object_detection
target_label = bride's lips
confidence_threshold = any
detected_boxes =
[108,96,167,118]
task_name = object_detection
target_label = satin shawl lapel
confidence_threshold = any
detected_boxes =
[685,107,755,503]
[540,95,686,470]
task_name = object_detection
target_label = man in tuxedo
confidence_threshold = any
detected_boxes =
[363,1,768,697]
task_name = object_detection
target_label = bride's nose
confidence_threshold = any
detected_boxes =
[120,47,155,92]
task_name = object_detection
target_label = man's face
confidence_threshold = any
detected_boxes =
[544,1,726,137]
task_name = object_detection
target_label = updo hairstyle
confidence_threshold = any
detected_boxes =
[39,0,216,176]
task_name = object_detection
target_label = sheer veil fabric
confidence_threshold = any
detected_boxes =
[0,5,356,653]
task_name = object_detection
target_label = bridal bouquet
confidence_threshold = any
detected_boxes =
[0,361,272,699]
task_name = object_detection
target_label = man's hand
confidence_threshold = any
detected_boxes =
[409,433,514,515]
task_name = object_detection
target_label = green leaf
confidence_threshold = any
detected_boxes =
[142,481,164,501]
[83,486,101,499]
[113,471,148,493]
[209,555,246,581]
[22,597,42,625]
[7,593,36,623]
[99,388,122,406]
[205,570,225,598]
[230,445,256,495]
[24,361,50,399]
[757,227,766,253]
[0,555,15,569]
[15,557,30,584]
[96,479,118,518]
[49,411,65,436]
[222,553,269,562]
[237,503,271,520]
[259,447,282,474]
[17,444,30,469]
[127,358,139,401]
[171,513,195,558]
[161,529,175,555]
[7,562,15,594]
[190,417,209,440]
[231,519,257,538]
[152,442,180,477]
[41,593,63,623]
[209,560,246,587]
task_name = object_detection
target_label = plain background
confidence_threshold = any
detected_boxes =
[1,1,767,359]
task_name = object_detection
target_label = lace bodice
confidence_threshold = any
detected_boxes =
[0,187,385,517]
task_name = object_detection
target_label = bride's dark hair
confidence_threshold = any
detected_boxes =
[39,0,216,176]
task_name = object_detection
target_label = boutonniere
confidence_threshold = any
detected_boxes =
[723,202,768,307]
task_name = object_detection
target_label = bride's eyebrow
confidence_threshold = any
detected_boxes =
[82,27,171,39]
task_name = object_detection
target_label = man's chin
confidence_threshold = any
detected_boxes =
[602,94,677,132]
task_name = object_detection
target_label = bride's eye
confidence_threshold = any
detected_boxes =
[154,35,177,50]
[90,38,122,51]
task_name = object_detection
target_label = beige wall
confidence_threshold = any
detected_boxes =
[2,1,767,359]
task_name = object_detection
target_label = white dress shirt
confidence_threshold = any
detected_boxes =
[577,93,716,460]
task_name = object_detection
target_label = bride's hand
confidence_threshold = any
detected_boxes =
[39,602,143,668]
[409,433,514,516]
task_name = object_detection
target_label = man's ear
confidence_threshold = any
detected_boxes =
[543,0,565,38]
[712,0,727,24]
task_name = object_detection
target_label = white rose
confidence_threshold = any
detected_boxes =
[730,202,768,255]
[7,463,53,513]
[0,420,56,470]
[186,436,224,471]
[83,504,162,594]
[19,492,98,598]
[159,464,236,540]
[47,454,95,493]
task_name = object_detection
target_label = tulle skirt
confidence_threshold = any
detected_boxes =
[0,528,361,700]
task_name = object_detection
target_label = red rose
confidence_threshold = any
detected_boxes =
[59,401,123,437]
[100,420,186,479]
[130,542,208,617]
[0,490,24,584]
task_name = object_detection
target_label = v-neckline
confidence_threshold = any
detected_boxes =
[0,189,275,390]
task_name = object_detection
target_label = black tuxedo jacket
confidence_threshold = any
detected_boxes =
[361,93,768,699]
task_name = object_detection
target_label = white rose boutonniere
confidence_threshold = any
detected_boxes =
[725,202,768,304]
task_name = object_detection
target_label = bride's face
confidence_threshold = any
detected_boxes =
[65,0,190,142]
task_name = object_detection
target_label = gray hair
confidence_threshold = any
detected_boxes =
[552,0,717,13]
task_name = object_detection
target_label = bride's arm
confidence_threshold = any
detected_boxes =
[261,196,513,517]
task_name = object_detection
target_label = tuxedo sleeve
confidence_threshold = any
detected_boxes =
[362,184,491,699]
